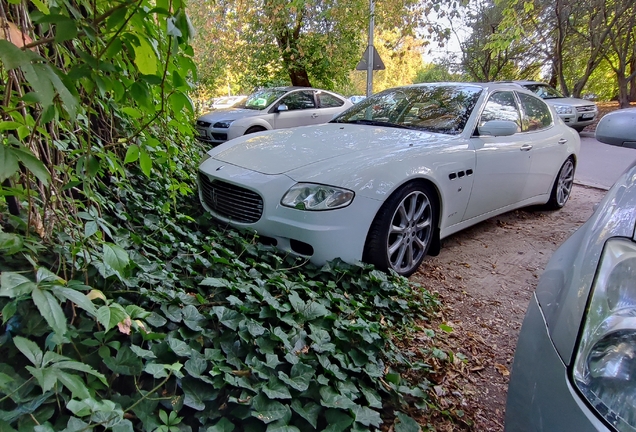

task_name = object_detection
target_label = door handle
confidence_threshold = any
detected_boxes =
[520,144,533,151]
[311,113,318,118]
[558,138,567,144]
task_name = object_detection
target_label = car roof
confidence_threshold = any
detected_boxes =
[395,81,536,92]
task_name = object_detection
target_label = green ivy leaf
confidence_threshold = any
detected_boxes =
[360,386,382,409]
[262,376,291,400]
[290,400,321,428]
[181,378,217,411]
[206,417,235,432]
[277,362,313,392]
[212,306,243,331]
[323,409,354,432]
[168,337,192,357]
[394,412,421,432]
[251,394,290,424]
[319,386,356,410]
[182,305,206,331]
[352,405,382,427]
[103,346,143,376]
[32,287,67,335]
[130,344,157,360]
[265,420,300,432]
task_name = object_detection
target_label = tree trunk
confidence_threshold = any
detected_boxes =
[617,75,631,108]
[275,27,312,87]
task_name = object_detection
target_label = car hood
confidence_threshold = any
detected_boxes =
[543,97,596,107]
[210,123,454,175]
[198,108,267,123]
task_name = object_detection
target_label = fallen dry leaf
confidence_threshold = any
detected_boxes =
[494,364,509,377]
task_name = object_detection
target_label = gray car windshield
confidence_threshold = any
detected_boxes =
[332,85,482,135]
[239,89,288,110]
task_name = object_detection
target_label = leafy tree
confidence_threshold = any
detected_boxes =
[188,0,427,93]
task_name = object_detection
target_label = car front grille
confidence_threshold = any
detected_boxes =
[199,173,263,223]
[211,133,228,141]
[576,105,596,113]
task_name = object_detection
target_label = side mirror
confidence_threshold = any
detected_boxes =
[595,109,636,148]
[478,120,518,137]
[276,103,289,112]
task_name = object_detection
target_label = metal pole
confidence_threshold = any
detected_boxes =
[366,0,374,97]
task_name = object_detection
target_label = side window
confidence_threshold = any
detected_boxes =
[280,91,316,110]
[479,91,521,132]
[317,92,344,108]
[517,93,553,131]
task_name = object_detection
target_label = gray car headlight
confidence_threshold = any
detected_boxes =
[213,120,234,128]
[281,183,354,211]
[553,104,573,115]
[573,238,636,431]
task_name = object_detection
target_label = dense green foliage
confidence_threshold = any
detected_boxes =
[1,1,443,430]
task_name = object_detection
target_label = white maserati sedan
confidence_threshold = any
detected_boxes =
[198,82,580,276]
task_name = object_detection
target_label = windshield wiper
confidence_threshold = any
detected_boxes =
[335,119,416,130]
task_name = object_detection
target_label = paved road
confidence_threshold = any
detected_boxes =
[575,132,636,190]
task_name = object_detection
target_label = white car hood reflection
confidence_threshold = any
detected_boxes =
[213,123,452,175]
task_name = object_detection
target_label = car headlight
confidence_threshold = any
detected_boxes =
[281,183,354,211]
[553,104,573,114]
[213,120,234,128]
[573,238,636,431]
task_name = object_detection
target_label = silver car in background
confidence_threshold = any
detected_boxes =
[506,110,636,431]
[512,81,598,132]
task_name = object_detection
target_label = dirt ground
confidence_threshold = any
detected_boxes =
[409,184,608,431]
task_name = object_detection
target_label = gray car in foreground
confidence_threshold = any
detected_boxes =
[505,110,636,431]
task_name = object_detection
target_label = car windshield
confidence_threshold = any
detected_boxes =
[523,84,564,99]
[237,88,288,110]
[332,85,483,135]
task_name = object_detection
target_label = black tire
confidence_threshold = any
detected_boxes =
[363,182,438,277]
[245,126,267,135]
[546,157,575,210]
[572,125,585,133]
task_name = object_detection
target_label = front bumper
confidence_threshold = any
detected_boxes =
[505,294,610,431]
[558,110,598,128]
[198,161,382,265]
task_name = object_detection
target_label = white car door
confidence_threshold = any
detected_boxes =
[516,92,570,199]
[271,90,320,129]
[463,91,532,221]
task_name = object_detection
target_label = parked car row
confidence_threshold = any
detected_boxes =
[197,82,580,276]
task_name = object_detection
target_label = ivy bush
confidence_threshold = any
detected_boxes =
[0,0,442,430]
